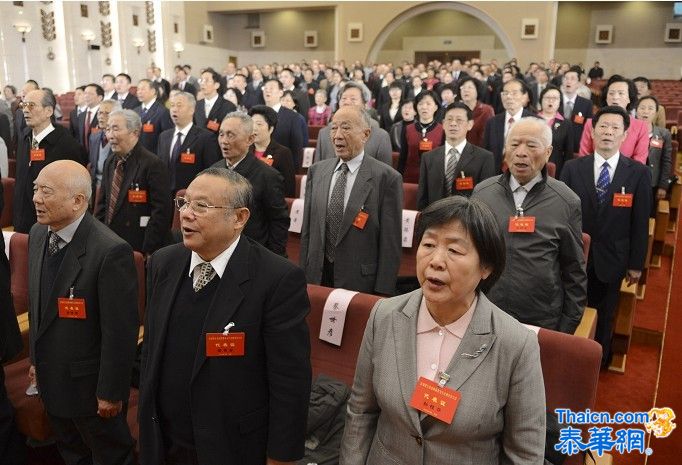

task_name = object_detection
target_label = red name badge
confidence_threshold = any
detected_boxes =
[57,297,87,319]
[419,139,433,152]
[573,113,585,125]
[261,156,274,166]
[142,123,155,133]
[180,152,196,164]
[650,138,663,149]
[206,120,220,132]
[90,127,100,134]
[409,377,460,424]
[353,211,369,230]
[508,216,536,233]
[30,148,46,162]
[455,177,474,191]
[128,190,148,203]
[205,333,245,357]
[613,193,633,208]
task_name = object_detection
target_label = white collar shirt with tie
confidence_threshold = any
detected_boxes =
[172,122,193,159]
[32,123,56,145]
[593,152,620,186]
[204,94,219,118]
[504,108,524,137]
[47,212,86,251]
[86,105,100,123]
[188,235,240,287]
[328,152,365,209]
[443,139,467,173]
[509,172,543,210]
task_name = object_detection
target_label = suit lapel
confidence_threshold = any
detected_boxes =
[181,126,200,152]
[393,291,424,434]
[191,238,250,382]
[578,156,599,211]
[114,147,141,215]
[208,98,222,121]
[36,216,94,340]
[337,158,373,241]
[609,156,633,198]
[454,143,475,174]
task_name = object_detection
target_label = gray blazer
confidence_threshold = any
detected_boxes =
[300,155,402,296]
[340,290,546,465]
[647,126,673,190]
[315,118,394,166]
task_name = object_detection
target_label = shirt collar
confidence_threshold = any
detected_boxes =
[48,212,86,243]
[204,94,219,106]
[335,151,364,174]
[142,98,156,111]
[226,154,248,170]
[594,151,620,170]
[445,139,467,157]
[174,122,193,137]
[506,108,524,121]
[417,295,478,338]
[509,171,543,191]
[188,235,240,279]
[271,103,282,113]
[33,123,56,144]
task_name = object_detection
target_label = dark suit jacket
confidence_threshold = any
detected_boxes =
[28,213,138,417]
[68,107,82,140]
[250,141,296,198]
[548,117,575,178]
[136,100,174,155]
[288,88,310,122]
[211,155,289,256]
[0,228,22,363]
[88,131,112,188]
[561,95,592,152]
[482,109,536,173]
[560,155,651,283]
[171,82,197,97]
[157,124,220,193]
[76,108,100,151]
[647,126,673,189]
[13,125,88,233]
[95,142,172,254]
[243,85,265,110]
[300,155,403,295]
[194,96,237,134]
[378,102,402,131]
[417,143,496,210]
[139,238,311,465]
[114,93,140,111]
[271,106,305,170]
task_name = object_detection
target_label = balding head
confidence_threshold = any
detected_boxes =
[33,161,92,231]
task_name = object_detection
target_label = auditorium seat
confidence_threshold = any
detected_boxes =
[402,183,418,210]
[1,177,14,228]
[546,161,556,178]
[392,152,399,170]
[308,125,324,140]
[4,357,53,442]
[9,232,28,316]
[295,174,305,198]
[8,158,16,178]
[306,284,381,386]
[285,197,301,265]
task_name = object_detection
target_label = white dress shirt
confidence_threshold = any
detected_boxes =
[443,139,467,173]
[593,152,620,186]
[188,236,240,287]
[329,152,365,210]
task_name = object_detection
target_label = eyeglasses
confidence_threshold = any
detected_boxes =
[175,197,237,215]
[19,102,40,110]
[501,90,523,97]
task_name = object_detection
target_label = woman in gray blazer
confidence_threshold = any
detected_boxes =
[340,196,546,464]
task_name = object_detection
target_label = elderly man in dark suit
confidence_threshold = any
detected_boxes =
[194,68,236,134]
[473,117,587,334]
[28,160,139,465]
[13,89,87,233]
[561,106,651,366]
[95,109,172,255]
[482,79,536,174]
[211,111,289,256]
[88,99,120,192]
[300,106,402,295]
[134,79,173,155]
[418,102,495,210]
[139,167,311,465]
[158,92,220,194]
[262,79,305,170]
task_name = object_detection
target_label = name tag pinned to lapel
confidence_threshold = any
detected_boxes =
[206,120,220,132]
[419,138,433,152]
[573,112,585,125]
[261,155,274,166]
[455,171,474,191]
[613,187,633,208]
[508,209,536,233]
[650,137,663,149]
[180,150,196,164]
[409,375,461,424]
[142,122,155,133]
[128,186,148,203]
[206,322,245,357]
[353,210,369,230]
[58,287,87,319]
[30,148,46,162]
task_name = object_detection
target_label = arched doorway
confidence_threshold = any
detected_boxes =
[366,1,516,64]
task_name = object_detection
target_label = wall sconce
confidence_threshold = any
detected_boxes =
[13,22,32,42]
[132,38,145,55]
[81,30,96,48]
[173,42,184,58]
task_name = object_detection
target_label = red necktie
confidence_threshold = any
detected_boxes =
[83,110,92,150]
[106,158,124,224]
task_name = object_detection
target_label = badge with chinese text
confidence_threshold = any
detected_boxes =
[128,189,148,203]
[409,377,460,424]
[508,216,536,233]
[353,211,369,230]
[180,151,196,164]
[58,297,87,319]
[613,193,633,208]
[205,332,245,357]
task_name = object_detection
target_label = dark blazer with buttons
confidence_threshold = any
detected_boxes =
[114,93,140,111]
[28,213,138,417]
[138,237,311,465]
[211,154,290,256]
[560,154,651,283]
[417,143,496,210]
[548,117,575,178]
[88,130,112,189]
[647,126,673,189]
[271,106,305,170]
[249,140,296,198]
[561,95,592,153]
[193,96,237,134]
[157,124,220,193]
[95,142,172,254]
[136,100,174,155]
[13,125,88,233]
[482,109,536,174]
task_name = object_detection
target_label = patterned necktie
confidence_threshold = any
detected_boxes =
[194,262,216,292]
[564,100,574,119]
[506,117,515,137]
[444,148,458,195]
[107,158,125,224]
[324,163,349,262]
[596,162,611,205]
[31,137,39,150]
[83,111,91,150]
[47,232,61,256]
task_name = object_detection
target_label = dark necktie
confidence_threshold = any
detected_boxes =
[47,231,61,256]
[107,158,125,224]
[140,107,148,120]
[444,148,458,195]
[596,162,610,205]
[170,132,183,165]
[194,262,216,292]
[564,100,574,119]
[324,163,349,263]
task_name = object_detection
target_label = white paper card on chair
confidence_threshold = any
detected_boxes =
[3,231,14,259]
[319,288,358,346]
[299,175,307,199]
[302,148,315,168]
[402,210,419,248]
[288,198,305,233]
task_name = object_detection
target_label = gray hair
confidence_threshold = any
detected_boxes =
[506,116,552,147]
[40,89,57,110]
[100,99,122,111]
[197,167,253,210]
[172,91,196,108]
[67,169,93,202]
[109,109,141,133]
[223,110,253,135]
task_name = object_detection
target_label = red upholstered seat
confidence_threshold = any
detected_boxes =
[1,177,14,228]
[581,232,591,264]
[4,357,53,441]
[308,125,324,140]
[546,162,556,178]
[9,232,28,315]
[402,183,418,210]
